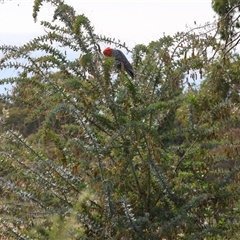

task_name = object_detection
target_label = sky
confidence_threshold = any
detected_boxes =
[0,0,216,93]
[0,0,215,46]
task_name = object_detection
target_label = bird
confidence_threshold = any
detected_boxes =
[103,47,135,79]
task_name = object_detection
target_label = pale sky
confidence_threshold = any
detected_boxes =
[0,0,215,46]
[0,0,215,93]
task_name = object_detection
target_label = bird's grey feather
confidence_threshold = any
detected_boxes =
[111,49,135,79]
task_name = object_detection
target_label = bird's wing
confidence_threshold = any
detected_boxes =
[112,50,135,79]
[125,68,135,79]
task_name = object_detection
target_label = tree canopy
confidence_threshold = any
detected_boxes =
[212,0,240,53]
[0,0,240,239]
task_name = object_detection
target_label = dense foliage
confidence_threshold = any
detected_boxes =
[0,0,240,239]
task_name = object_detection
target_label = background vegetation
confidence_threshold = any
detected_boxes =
[0,0,240,239]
